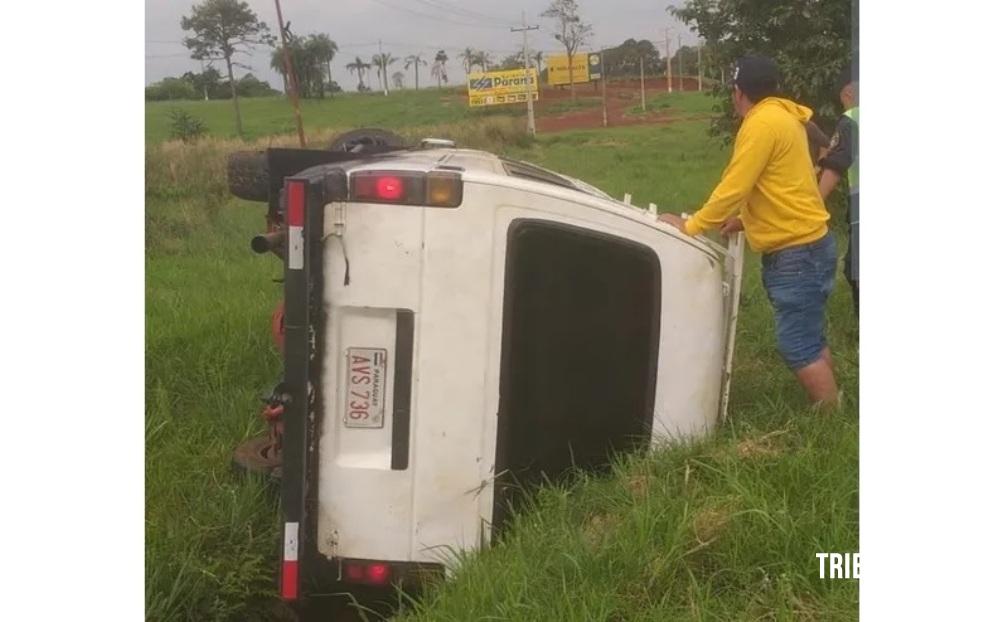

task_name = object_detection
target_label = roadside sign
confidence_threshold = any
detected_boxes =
[546,52,602,85]
[467,68,539,107]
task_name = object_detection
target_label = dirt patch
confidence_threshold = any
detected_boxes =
[625,473,653,500]
[692,498,740,545]
[735,428,792,460]
[535,81,712,132]
[583,511,621,550]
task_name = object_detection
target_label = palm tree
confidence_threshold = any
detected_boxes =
[472,50,494,72]
[432,50,449,89]
[306,34,338,98]
[458,47,476,74]
[371,54,382,92]
[346,56,371,91]
[271,40,305,96]
[270,34,339,99]
[404,54,428,90]
[392,71,405,89]
[372,52,399,96]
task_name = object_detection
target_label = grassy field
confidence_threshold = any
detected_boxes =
[146,91,858,621]
[146,88,509,144]
[145,86,718,144]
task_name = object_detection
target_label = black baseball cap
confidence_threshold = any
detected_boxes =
[730,55,781,99]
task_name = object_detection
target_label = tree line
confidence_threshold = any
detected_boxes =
[149,0,849,140]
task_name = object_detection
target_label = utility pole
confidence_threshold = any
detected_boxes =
[600,49,608,127]
[273,0,306,147]
[511,11,539,136]
[664,28,673,93]
[640,54,646,111]
[678,33,683,92]
[379,39,389,96]
[697,43,703,92]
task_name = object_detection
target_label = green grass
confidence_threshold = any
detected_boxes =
[144,88,718,145]
[624,91,719,117]
[145,87,523,144]
[503,122,726,211]
[146,91,857,620]
[146,168,286,620]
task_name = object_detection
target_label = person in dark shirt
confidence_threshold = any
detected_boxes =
[818,64,859,317]
[806,120,830,167]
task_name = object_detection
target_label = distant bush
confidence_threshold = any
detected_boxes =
[147,73,278,101]
[168,109,208,143]
[146,77,198,102]
[234,73,279,97]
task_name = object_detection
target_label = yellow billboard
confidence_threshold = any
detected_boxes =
[467,68,539,107]
[546,52,602,86]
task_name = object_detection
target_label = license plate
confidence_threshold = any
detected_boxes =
[344,348,387,428]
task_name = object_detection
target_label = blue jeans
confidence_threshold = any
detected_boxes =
[761,232,837,370]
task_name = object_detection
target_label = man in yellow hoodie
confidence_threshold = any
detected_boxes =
[659,55,838,406]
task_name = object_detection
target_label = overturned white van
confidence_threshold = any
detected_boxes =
[228,136,744,602]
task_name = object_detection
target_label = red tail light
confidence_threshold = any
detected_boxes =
[366,563,391,584]
[375,175,405,200]
[343,561,392,585]
[350,170,462,207]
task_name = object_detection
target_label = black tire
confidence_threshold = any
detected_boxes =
[232,435,282,479]
[227,150,270,202]
[327,128,406,153]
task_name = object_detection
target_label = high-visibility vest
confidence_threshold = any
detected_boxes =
[842,107,859,193]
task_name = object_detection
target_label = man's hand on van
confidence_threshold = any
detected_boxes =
[658,213,687,233]
[720,217,744,236]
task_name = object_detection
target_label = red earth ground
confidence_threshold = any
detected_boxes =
[446,76,715,132]
[533,77,713,132]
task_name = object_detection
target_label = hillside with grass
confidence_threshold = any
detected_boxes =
[145,91,858,621]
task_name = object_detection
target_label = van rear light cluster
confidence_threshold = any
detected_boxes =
[350,170,463,207]
[343,561,393,585]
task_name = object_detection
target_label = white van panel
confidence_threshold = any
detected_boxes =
[317,201,425,562]
[410,190,498,560]
[316,179,729,564]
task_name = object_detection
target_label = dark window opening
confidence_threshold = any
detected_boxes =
[493,220,661,532]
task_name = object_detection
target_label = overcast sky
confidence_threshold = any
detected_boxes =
[146,0,700,91]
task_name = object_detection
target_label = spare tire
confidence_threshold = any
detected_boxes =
[227,150,270,202]
[327,128,406,153]
[227,128,406,202]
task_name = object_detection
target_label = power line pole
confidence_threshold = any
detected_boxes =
[512,11,539,136]
[664,28,673,93]
[640,53,646,111]
[600,49,608,127]
[678,33,683,92]
[697,42,703,92]
[273,0,306,147]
